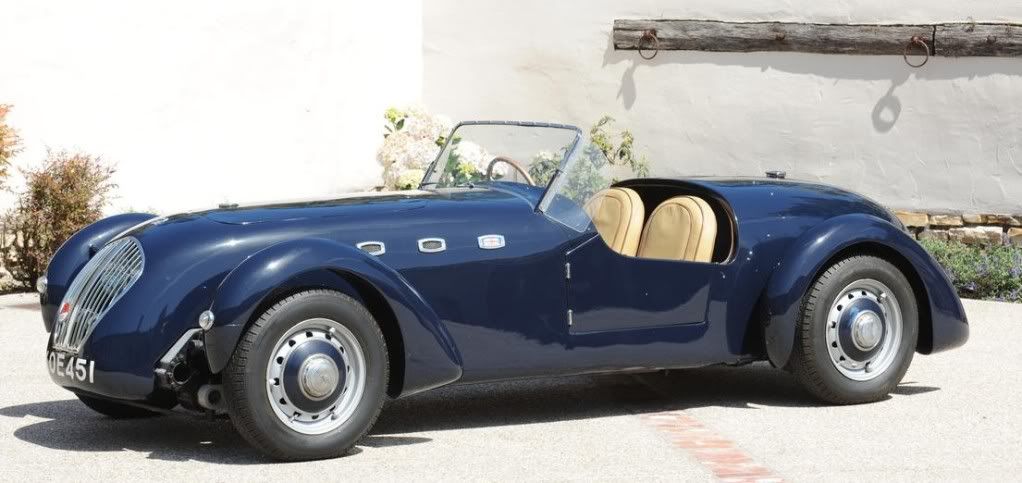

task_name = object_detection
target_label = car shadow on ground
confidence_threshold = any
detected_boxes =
[0,363,938,463]
[373,363,939,434]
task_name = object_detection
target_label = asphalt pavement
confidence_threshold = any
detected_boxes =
[1,293,1018,482]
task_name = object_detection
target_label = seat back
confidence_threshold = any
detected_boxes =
[637,196,717,262]
[583,187,645,257]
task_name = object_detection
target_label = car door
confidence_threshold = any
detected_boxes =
[565,233,723,333]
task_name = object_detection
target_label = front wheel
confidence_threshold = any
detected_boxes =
[790,255,919,404]
[224,290,389,460]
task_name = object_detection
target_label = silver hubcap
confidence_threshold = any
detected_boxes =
[851,311,883,350]
[825,279,903,381]
[300,355,340,400]
[265,318,367,435]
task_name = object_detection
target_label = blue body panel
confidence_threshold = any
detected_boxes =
[42,177,968,403]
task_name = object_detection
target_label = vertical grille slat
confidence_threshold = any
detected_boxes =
[51,237,145,353]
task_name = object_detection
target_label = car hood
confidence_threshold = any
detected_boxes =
[201,190,439,225]
[197,185,547,225]
[124,185,544,278]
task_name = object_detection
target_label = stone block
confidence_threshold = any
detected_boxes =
[1008,228,1022,247]
[918,229,949,242]
[962,213,984,224]
[948,226,1004,245]
[895,211,929,228]
[929,214,963,227]
[983,214,1021,227]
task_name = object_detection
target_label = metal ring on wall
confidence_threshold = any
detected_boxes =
[903,36,930,68]
[638,29,659,60]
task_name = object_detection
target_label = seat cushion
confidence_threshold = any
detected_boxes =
[583,187,645,257]
[637,196,717,262]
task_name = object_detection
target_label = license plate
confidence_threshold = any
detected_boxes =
[47,351,95,384]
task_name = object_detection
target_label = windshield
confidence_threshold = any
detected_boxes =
[420,122,581,190]
[421,121,638,232]
[540,134,642,231]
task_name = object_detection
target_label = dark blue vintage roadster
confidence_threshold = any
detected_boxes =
[39,121,968,460]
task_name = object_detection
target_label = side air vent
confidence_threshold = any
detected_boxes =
[418,238,446,253]
[356,241,386,256]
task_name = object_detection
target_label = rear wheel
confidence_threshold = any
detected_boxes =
[224,290,388,461]
[790,255,918,404]
[76,394,160,418]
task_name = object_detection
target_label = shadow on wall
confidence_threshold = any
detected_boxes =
[602,35,1022,133]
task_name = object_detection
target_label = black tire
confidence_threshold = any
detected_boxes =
[77,394,160,418]
[223,290,388,461]
[790,255,919,404]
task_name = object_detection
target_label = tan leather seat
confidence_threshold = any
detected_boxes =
[637,196,717,262]
[584,187,645,256]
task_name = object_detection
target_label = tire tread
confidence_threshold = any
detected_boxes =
[223,289,388,460]
[790,255,916,404]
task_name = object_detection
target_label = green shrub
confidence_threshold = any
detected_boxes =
[527,116,650,203]
[1,151,116,290]
[920,239,1022,303]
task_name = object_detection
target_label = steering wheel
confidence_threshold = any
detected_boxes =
[486,156,536,186]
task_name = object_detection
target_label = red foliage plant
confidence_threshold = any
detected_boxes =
[0,104,20,189]
[2,151,116,289]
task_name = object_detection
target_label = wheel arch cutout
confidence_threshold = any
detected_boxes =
[203,238,463,398]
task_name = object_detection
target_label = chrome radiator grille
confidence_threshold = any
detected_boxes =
[51,237,144,353]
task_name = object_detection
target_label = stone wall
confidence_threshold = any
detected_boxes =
[895,211,1022,246]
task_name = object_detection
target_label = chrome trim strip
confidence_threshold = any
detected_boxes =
[159,328,202,365]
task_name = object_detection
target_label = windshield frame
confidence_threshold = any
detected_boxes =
[419,120,584,212]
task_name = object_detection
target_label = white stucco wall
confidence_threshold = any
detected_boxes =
[0,1,422,214]
[423,1,1022,212]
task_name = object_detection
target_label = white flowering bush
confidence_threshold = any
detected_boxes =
[377,106,451,190]
[377,106,499,190]
[376,109,645,192]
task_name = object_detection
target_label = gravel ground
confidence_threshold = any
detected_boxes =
[1,293,1018,482]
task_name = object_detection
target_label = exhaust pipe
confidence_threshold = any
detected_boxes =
[170,362,192,385]
[197,384,226,412]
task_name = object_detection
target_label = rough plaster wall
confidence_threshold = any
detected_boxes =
[0,1,422,214]
[423,1,1022,212]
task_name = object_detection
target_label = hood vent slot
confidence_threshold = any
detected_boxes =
[418,238,446,253]
[356,241,386,256]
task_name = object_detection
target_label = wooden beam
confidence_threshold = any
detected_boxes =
[936,23,1022,57]
[613,19,935,56]
[614,19,1022,58]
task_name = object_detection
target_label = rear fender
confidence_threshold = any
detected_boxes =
[762,214,968,368]
[204,237,462,397]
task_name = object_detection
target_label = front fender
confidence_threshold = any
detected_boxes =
[763,214,968,368]
[204,237,462,396]
[42,213,158,331]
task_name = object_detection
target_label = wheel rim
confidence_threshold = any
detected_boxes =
[825,279,903,381]
[265,318,367,435]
